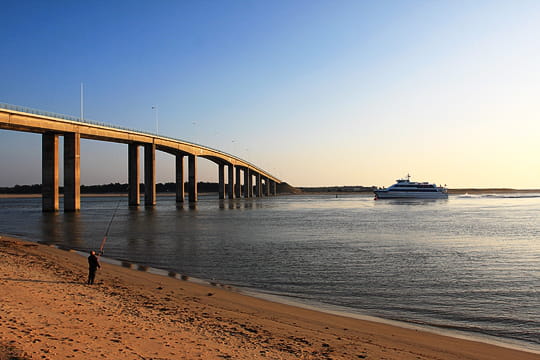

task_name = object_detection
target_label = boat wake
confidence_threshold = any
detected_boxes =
[457,193,540,199]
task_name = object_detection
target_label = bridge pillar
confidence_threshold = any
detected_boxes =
[128,143,140,206]
[265,177,270,197]
[253,173,257,197]
[144,143,156,207]
[243,168,250,198]
[271,180,277,196]
[250,173,255,197]
[188,154,197,202]
[42,132,59,212]
[64,132,80,211]
[218,164,225,200]
[235,167,241,198]
[227,164,235,199]
[256,173,262,197]
[175,154,185,203]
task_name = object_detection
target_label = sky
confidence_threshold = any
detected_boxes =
[1,0,539,188]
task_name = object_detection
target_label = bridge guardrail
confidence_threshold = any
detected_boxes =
[0,102,279,181]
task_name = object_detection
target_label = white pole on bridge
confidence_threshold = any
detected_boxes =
[80,82,84,121]
[152,105,158,134]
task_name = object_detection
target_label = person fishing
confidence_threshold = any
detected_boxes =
[88,200,120,285]
[87,250,101,285]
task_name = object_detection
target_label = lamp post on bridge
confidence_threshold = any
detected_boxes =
[80,83,84,121]
[152,105,158,134]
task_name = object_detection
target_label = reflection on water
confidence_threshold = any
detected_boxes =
[1,194,539,350]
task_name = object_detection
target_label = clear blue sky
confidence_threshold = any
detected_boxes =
[1,0,539,188]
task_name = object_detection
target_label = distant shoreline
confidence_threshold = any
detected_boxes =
[447,188,540,194]
[299,188,540,195]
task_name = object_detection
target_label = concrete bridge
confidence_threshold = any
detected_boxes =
[0,103,281,212]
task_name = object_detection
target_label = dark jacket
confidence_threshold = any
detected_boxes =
[88,254,101,271]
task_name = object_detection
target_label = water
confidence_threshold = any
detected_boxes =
[1,194,539,351]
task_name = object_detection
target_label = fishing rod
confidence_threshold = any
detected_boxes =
[98,200,121,255]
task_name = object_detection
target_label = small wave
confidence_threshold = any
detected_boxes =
[457,193,540,199]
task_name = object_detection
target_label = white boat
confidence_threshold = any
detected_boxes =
[374,174,448,199]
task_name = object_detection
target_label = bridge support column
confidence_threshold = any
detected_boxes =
[243,168,250,198]
[64,132,80,211]
[42,133,59,212]
[176,154,184,203]
[188,155,197,202]
[271,180,277,196]
[218,164,225,200]
[235,167,241,198]
[227,164,235,199]
[256,173,262,197]
[264,177,270,197]
[144,143,156,207]
[128,144,140,206]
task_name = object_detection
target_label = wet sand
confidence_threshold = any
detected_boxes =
[0,235,538,360]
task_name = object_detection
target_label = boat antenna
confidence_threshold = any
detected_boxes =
[99,200,121,255]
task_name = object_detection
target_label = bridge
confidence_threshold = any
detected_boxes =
[0,103,281,212]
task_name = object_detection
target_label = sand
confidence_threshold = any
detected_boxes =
[0,235,538,360]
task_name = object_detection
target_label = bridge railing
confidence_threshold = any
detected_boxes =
[0,102,157,135]
[0,102,278,181]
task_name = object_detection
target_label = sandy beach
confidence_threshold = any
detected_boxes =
[0,235,538,360]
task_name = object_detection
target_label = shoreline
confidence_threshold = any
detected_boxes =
[30,243,540,354]
[1,234,538,359]
[239,288,540,355]
[69,247,540,354]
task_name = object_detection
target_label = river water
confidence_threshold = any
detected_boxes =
[1,193,539,351]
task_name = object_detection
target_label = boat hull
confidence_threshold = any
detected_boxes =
[374,191,448,199]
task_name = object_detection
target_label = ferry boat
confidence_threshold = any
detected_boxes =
[374,174,448,199]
